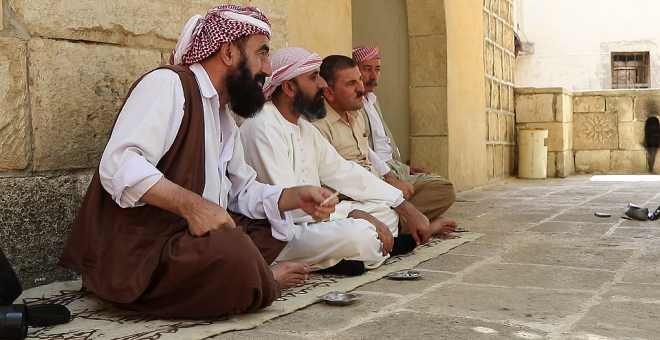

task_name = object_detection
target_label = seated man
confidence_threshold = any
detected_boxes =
[240,47,429,276]
[311,55,457,236]
[58,6,337,319]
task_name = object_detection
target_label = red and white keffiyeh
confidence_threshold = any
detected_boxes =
[352,46,381,63]
[262,47,322,100]
[169,5,272,66]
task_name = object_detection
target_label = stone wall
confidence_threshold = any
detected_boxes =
[484,0,516,181]
[0,0,351,289]
[515,88,660,176]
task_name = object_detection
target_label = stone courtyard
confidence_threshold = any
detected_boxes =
[212,174,660,340]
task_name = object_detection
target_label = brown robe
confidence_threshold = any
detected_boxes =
[58,66,286,318]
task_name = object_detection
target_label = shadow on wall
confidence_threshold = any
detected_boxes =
[644,101,660,172]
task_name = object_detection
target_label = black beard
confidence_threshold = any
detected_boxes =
[293,88,327,122]
[365,79,378,86]
[226,56,267,119]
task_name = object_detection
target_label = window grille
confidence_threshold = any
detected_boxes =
[612,52,650,89]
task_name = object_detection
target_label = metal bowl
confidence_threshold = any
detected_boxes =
[386,270,422,280]
[317,291,362,306]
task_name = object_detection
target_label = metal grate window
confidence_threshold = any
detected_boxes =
[612,52,650,89]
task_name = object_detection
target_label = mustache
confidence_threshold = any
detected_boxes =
[365,79,378,86]
[255,72,267,85]
[356,91,364,98]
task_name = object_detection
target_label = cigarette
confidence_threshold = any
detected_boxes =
[320,190,340,206]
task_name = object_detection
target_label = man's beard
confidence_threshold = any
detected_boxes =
[365,79,378,87]
[292,88,327,122]
[226,56,268,119]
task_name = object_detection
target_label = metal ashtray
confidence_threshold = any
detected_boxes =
[317,291,362,306]
[386,270,422,280]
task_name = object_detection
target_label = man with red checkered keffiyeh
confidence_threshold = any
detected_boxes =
[58,5,339,318]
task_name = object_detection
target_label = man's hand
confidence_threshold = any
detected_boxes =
[279,186,337,221]
[348,209,393,256]
[383,172,414,200]
[139,177,236,237]
[393,201,430,245]
[185,197,236,236]
[409,165,431,175]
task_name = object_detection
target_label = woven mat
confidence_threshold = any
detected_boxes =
[19,232,482,339]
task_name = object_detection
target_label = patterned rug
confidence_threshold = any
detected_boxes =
[19,232,482,339]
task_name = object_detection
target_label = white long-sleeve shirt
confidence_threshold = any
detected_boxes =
[363,92,394,163]
[239,102,404,223]
[98,63,295,241]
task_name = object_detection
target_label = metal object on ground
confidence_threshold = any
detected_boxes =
[386,270,422,280]
[317,292,362,306]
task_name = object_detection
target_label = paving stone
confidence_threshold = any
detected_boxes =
[621,262,660,284]
[357,271,455,295]
[448,243,508,257]
[610,226,660,239]
[572,301,660,339]
[603,282,660,300]
[527,233,646,249]
[461,263,615,290]
[416,254,485,273]
[527,221,613,236]
[402,284,591,323]
[256,293,398,333]
[329,312,549,340]
[213,330,306,340]
[501,246,633,271]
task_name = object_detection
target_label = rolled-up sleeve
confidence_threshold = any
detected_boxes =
[99,70,184,208]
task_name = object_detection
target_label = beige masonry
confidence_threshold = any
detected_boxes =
[29,38,162,171]
[0,37,29,170]
[516,88,660,175]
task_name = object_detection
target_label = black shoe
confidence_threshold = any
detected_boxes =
[317,259,365,276]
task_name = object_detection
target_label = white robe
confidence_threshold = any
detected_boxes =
[240,102,404,270]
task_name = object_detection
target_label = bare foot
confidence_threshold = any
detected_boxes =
[227,308,245,315]
[429,216,458,236]
[270,262,310,288]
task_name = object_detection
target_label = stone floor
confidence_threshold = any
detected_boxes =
[212,175,660,340]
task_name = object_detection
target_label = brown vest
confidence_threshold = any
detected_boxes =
[58,66,206,303]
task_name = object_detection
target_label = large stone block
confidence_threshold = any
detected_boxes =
[618,122,645,150]
[574,112,618,150]
[0,3,4,31]
[611,150,647,174]
[498,113,507,142]
[574,95,605,113]
[406,0,445,37]
[411,136,448,178]
[607,96,634,122]
[485,41,494,75]
[7,0,236,49]
[494,144,503,177]
[503,24,514,52]
[502,52,511,82]
[556,93,573,123]
[557,150,575,177]
[500,83,509,113]
[409,35,447,87]
[493,47,502,79]
[488,112,498,141]
[492,81,500,110]
[0,37,30,170]
[0,176,82,289]
[518,122,572,152]
[250,0,287,50]
[29,38,161,171]
[506,114,515,142]
[410,86,447,136]
[575,150,611,173]
[515,94,554,123]
[547,151,557,178]
[504,144,514,175]
[633,94,660,121]
[487,144,494,178]
[484,77,491,108]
